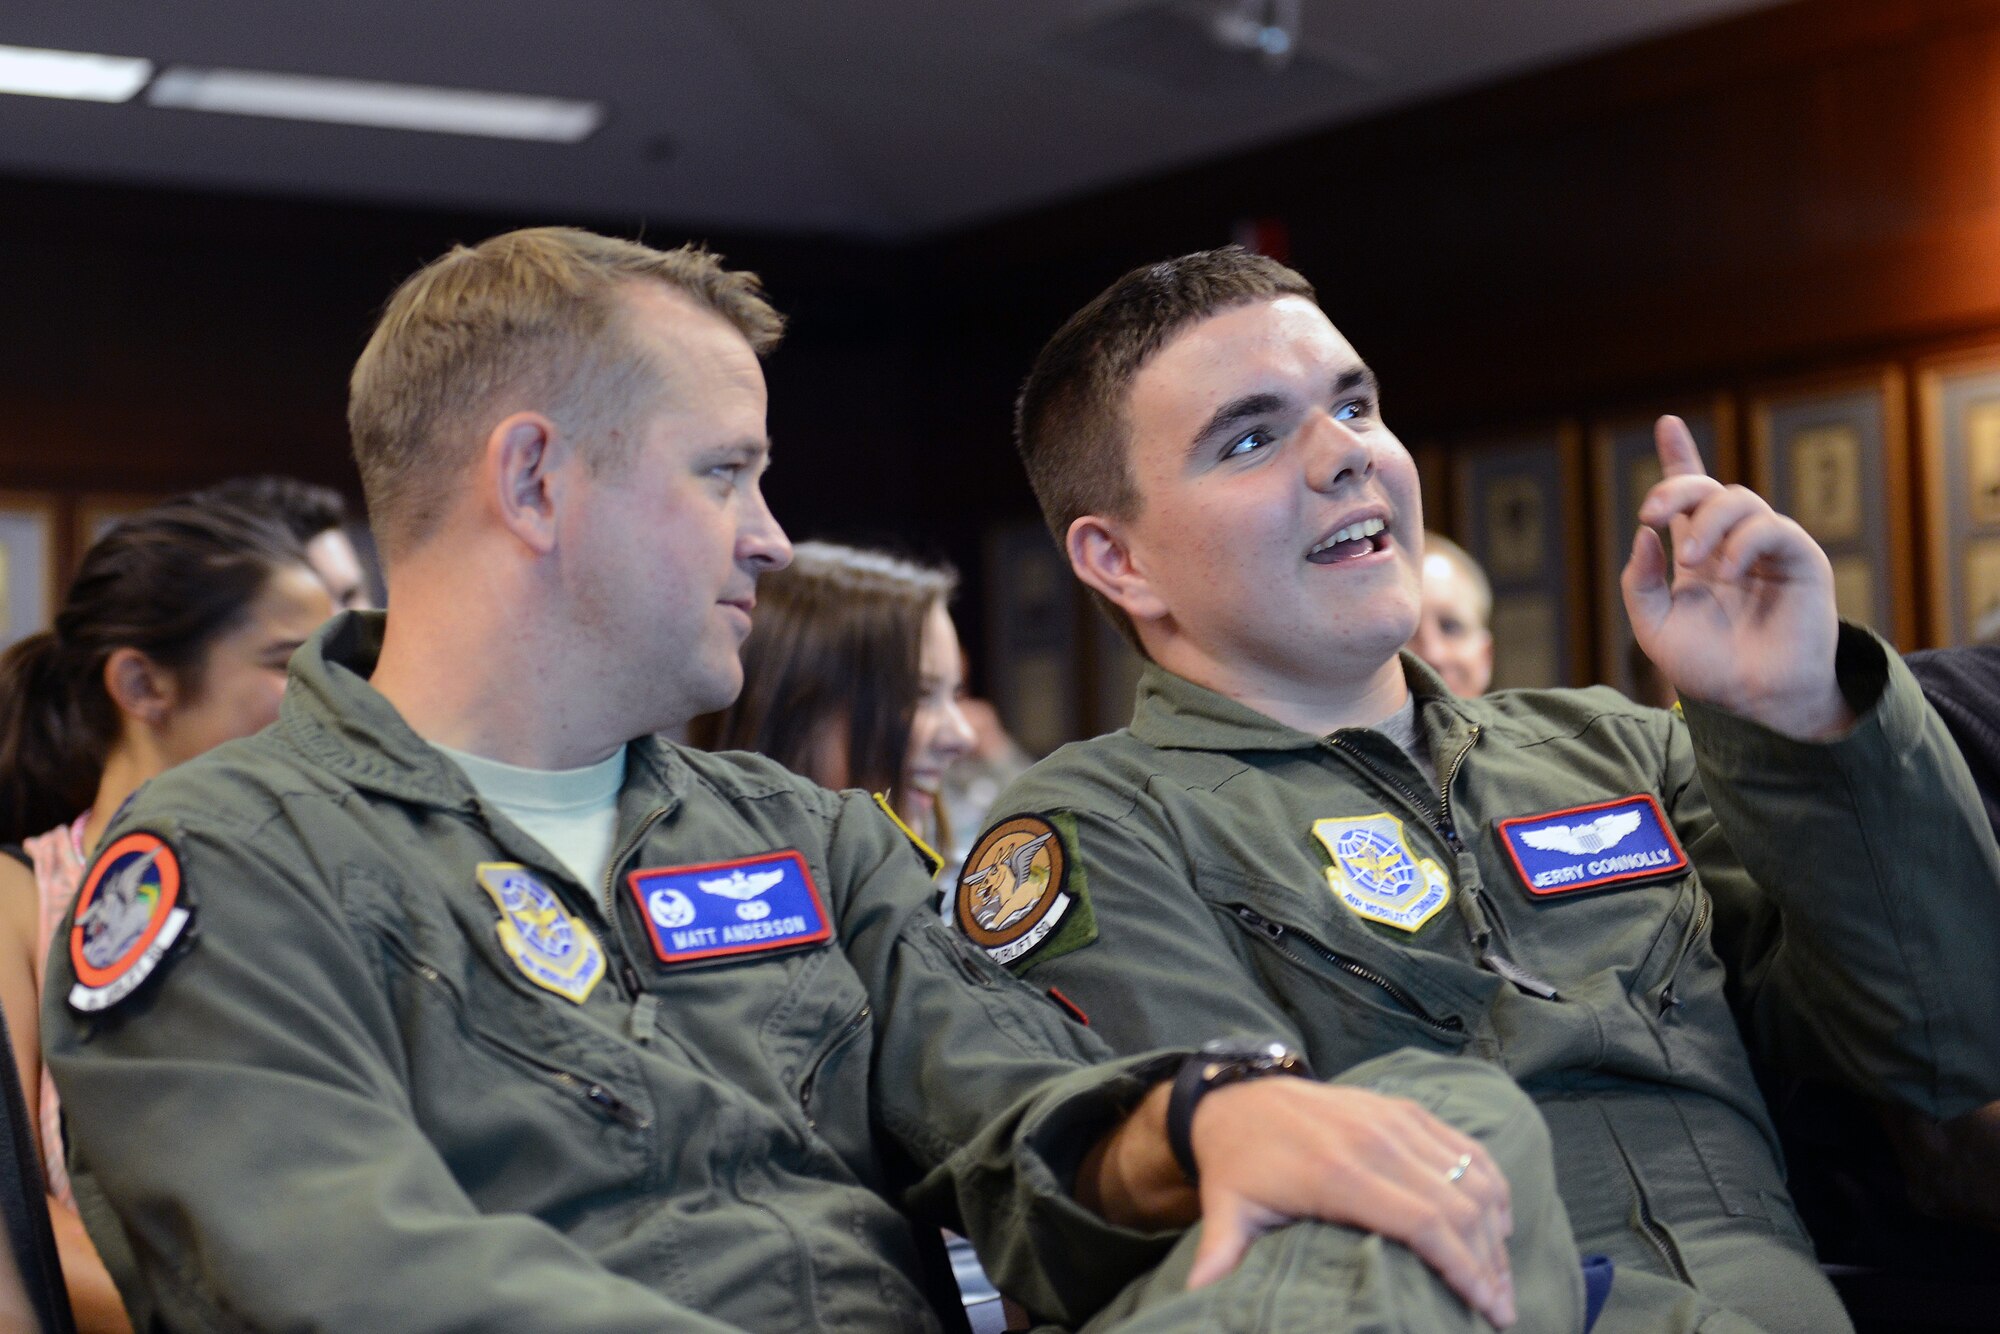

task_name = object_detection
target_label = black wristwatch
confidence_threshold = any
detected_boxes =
[1166,1039,1312,1185]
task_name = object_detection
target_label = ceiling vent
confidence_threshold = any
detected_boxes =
[1045,0,1376,97]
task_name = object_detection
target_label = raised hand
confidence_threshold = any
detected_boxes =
[1621,415,1853,740]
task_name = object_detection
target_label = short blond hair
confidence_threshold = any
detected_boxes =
[349,226,784,556]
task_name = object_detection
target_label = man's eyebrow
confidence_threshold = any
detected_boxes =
[1333,366,1378,398]
[1189,392,1287,457]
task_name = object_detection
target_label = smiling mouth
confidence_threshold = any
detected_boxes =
[1307,516,1389,565]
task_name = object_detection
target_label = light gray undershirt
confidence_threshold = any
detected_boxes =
[1368,693,1438,793]
[435,742,627,914]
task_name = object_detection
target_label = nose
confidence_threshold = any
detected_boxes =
[1302,410,1374,494]
[740,484,793,574]
[934,697,978,765]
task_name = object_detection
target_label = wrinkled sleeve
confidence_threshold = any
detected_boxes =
[822,792,1188,1327]
[43,808,742,1334]
[998,795,1312,1059]
[1675,625,2000,1119]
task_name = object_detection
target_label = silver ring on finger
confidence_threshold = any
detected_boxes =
[1445,1152,1473,1185]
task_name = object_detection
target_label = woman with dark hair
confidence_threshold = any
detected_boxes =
[691,541,977,856]
[0,499,331,1332]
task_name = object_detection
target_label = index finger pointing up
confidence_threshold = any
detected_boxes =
[1654,414,1709,479]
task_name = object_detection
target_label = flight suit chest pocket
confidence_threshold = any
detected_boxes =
[345,867,658,1216]
[1199,861,1484,1062]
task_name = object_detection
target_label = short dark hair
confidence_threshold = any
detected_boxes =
[689,543,955,816]
[1015,247,1315,643]
[196,475,348,544]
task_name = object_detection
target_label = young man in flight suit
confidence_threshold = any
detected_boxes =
[39,230,1594,1332]
[954,247,2000,1333]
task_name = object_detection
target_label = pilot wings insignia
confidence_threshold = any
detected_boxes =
[1517,810,1642,856]
[698,868,786,900]
[1498,795,1688,898]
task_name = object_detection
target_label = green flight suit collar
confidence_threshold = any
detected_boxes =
[1128,651,1476,755]
[279,611,683,822]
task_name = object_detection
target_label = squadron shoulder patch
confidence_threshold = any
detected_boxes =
[627,850,832,965]
[475,863,606,1004]
[955,814,1080,967]
[1312,814,1451,933]
[1498,794,1687,897]
[68,832,193,1013]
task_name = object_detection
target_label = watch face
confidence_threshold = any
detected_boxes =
[1200,1038,1293,1063]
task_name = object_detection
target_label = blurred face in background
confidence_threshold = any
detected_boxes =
[155,563,333,766]
[1409,549,1493,696]
[901,600,976,820]
[305,528,373,612]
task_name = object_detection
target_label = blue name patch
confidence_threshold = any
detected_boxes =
[627,851,832,964]
[1497,795,1687,898]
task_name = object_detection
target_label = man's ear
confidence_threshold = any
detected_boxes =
[102,648,176,727]
[1066,515,1168,626]
[487,412,563,555]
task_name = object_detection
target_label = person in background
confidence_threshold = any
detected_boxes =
[0,500,332,1332]
[196,475,376,612]
[690,541,978,860]
[1407,532,1492,697]
[689,542,997,1326]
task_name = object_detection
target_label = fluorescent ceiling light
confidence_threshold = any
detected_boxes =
[0,43,152,102]
[146,67,603,143]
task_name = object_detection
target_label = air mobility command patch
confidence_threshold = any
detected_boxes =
[1312,813,1451,933]
[1498,795,1687,897]
[475,863,606,1004]
[955,813,1096,969]
[68,832,193,1013]
[627,850,832,965]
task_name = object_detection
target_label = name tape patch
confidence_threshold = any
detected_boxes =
[68,832,193,1013]
[1498,795,1688,897]
[627,850,831,965]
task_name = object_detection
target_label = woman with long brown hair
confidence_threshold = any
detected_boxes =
[691,541,977,858]
[0,499,331,1331]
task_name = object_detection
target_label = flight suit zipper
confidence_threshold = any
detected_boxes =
[1324,727,1562,999]
[404,957,653,1131]
[1234,906,1466,1038]
[601,806,673,1006]
[1657,894,1712,1016]
[1610,1132,1694,1284]
[798,1003,872,1131]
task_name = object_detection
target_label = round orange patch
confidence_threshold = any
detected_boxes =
[69,833,185,1000]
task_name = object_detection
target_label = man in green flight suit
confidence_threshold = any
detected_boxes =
[954,247,2000,1333]
[39,229,1600,1332]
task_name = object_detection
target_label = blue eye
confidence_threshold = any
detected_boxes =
[1223,428,1274,459]
[1334,398,1372,422]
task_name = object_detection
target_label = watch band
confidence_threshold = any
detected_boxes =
[1165,1041,1311,1186]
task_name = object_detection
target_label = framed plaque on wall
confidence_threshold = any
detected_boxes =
[1590,400,1733,700]
[1748,369,1911,647]
[1917,347,2000,645]
[984,520,1080,756]
[1452,425,1589,689]
[0,494,60,653]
